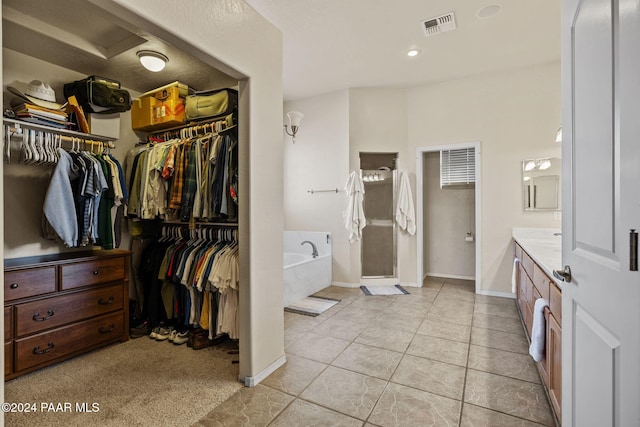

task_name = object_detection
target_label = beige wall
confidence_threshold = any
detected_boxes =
[283,90,350,282]
[423,151,476,278]
[408,62,562,293]
[282,63,561,294]
[2,0,285,387]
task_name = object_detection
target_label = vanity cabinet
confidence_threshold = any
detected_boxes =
[515,242,562,422]
[4,250,130,380]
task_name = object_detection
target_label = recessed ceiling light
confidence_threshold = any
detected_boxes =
[407,49,421,57]
[477,4,501,19]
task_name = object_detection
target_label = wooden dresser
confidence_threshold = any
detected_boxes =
[4,250,130,380]
[515,242,562,422]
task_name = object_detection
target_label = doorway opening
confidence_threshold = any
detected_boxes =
[416,143,481,293]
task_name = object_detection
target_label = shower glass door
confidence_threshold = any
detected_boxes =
[361,169,396,278]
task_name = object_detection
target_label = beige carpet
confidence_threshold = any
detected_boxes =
[4,337,243,426]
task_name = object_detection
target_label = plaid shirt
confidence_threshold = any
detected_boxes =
[180,141,197,221]
[168,143,185,210]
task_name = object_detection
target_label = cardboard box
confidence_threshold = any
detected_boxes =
[88,112,120,138]
[131,83,187,132]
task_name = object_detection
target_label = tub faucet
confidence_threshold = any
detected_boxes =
[301,241,319,258]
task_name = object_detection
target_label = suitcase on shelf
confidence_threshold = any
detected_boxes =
[185,88,238,121]
[63,76,131,114]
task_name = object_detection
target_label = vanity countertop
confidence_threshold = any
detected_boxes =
[512,227,563,289]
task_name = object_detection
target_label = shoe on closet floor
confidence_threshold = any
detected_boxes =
[129,321,150,339]
[167,329,178,342]
[155,326,175,341]
[149,326,162,340]
[187,329,208,347]
[173,330,190,345]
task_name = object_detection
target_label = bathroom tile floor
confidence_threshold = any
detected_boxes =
[194,277,557,427]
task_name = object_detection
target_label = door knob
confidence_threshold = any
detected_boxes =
[553,265,572,283]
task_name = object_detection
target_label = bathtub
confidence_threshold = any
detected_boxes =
[283,231,332,307]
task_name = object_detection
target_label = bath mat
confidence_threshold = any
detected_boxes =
[285,296,341,317]
[360,285,410,296]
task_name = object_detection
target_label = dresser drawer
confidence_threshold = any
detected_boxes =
[550,283,562,323]
[61,257,125,290]
[15,311,123,372]
[4,267,56,302]
[5,342,12,376]
[532,264,551,302]
[5,307,12,341]
[15,284,124,337]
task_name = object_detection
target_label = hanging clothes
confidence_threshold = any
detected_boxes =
[42,148,127,248]
[344,171,366,243]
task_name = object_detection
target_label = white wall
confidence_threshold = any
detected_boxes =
[283,90,350,282]
[423,151,475,278]
[348,88,414,286]
[282,63,561,294]
[408,62,562,293]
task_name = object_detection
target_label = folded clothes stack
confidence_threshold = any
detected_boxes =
[8,80,70,129]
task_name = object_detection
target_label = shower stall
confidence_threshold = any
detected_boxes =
[359,152,398,279]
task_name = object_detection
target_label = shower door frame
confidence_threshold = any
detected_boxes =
[360,169,398,279]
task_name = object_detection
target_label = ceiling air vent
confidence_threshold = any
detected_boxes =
[421,12,456,37]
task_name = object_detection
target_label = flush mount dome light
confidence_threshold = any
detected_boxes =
[137,50,169,72]
[477,4,501,19]
[407,48,422,57]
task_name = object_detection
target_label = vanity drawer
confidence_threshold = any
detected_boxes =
[14,311,123,372]
[15,284,124,337]
[550,283,562,323]
[5,307,12,341]
[521,251,534,279]
[61,257,125,290]
[4,267,56,302]
[533,264,551,301]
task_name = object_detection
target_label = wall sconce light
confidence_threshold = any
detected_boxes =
[284,111,304,143]
[137,50,169,72]
[555,127,562,143]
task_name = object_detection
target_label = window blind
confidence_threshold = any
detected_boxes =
[440,148,475,188]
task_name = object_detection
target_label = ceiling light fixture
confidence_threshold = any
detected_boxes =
[137,50,169,72]
[283,111,304,143]
[407,49,421,57]
[477,4,501,19]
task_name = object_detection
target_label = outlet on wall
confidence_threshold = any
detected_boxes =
[553,211,562,221]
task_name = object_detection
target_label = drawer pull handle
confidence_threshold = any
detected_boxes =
[98,296,114,305]
[32,309,54,322]
[93,270,100,275]
[9,283,18,289]
[99,324,115,334]
[33,342,54,355]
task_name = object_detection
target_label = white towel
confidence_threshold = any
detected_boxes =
[344,171,366,243]
[395,172,416,235]
[529,298,549,362]
[511,258,520,293]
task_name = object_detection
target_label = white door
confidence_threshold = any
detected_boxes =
[562,0,640,426]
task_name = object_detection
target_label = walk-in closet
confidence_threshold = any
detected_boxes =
[1,1,286,424]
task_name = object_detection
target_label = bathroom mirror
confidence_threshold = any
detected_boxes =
[522,157,561,211]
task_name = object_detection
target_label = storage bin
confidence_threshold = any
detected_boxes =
[131,82,187,131]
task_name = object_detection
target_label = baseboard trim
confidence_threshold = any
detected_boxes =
[331,282,360,288]
[477,290,516,299]
[426,272,475,281]
[242,354,287,387]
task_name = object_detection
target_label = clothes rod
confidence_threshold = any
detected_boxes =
[3,118,117,143]
[307,188,340,194]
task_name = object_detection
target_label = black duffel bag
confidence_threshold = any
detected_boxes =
[64,76,131,114]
